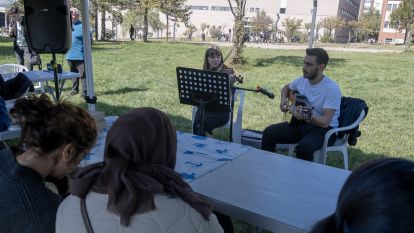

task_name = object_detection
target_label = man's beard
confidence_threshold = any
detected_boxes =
[303,68,318,80]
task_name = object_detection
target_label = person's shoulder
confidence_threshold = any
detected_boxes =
[323,76,340,87]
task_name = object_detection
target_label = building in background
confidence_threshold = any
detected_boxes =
[279,0,361,42]
[182,0,280,40]
[98,0,364,43]
[378,0,405,44]
[359,0,383,16]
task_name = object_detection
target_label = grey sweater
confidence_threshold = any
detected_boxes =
[0,149,62,233]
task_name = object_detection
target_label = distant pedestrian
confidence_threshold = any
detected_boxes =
[129,24,135,41]
[8,6,41,70]
[201,32,206,41]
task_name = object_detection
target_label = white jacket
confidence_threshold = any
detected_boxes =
[56,192,224,233]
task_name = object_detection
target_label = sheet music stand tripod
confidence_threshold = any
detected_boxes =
[176,67,231,136]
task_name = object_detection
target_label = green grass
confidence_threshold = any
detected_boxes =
[1,36,414,170]
[2,37,414,233]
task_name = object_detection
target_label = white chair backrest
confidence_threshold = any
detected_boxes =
[0,64,29,75]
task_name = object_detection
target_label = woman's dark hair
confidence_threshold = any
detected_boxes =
[306,48,329,67]
[10,95,97,156]
[309,158,414,233]
[203,45,224,71]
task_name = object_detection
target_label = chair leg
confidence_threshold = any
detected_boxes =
[288,144,295,156]
[342,147,349,170]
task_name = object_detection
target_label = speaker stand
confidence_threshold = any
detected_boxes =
[51,53,60,101]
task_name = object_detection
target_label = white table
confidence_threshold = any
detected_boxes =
[81,117,350,233]
[2,70,79,100]
[190,149,350,233]
[2,70,79,82]
[81,116,254,183]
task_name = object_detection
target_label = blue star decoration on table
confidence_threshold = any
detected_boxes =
[216,158,232,161]
[180,172,197,180]
[185,161,203,167]
[183,150,208,156]
[216,149,229,154]
[192,135,207,140]
[193,143,207,148]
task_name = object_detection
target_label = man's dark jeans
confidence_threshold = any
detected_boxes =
[261,121,336,161]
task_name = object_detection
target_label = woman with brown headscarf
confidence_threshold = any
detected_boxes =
[56,107,224,233]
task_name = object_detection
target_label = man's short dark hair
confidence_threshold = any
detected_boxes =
[306,48,329,67]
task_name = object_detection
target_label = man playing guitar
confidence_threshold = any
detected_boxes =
[261,48,342,161]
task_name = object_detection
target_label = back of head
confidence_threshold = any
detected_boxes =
[310,158,414,233]
[10,95,97,156]
[305,48,329,67]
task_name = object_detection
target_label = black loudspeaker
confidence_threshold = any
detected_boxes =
[24,0,72,54]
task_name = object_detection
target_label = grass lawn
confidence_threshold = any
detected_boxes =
[1,37,414,232]
[1,36,414,170]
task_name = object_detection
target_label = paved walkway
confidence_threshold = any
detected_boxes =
[192,41,404,53]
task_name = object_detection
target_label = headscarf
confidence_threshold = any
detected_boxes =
[69,107,213,226]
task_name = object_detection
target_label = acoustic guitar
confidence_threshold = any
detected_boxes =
[285,90,313,121]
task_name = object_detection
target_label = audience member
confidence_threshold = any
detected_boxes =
[310,158,414,233]
[0,73,34,100]
[56,107,224,233]
[0,95,97,233]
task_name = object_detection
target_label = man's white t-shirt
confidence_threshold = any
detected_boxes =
[289,76,341,128]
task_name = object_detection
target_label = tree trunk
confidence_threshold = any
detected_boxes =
[404,27,409,45]
[173,21,176,42]
[232,16,246,64]
[166,14,169,41]
[143,7,148,42]
[100,11,106,41]
[94,9,99,41]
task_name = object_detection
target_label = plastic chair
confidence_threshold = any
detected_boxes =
[288,109,366,170]
[191,89,245,143]
[0,64,43,92]
[0,64,28,74]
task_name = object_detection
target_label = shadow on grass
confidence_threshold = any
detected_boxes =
[99,87,149,95]
[254,56,347,68]
[325,147,388,170]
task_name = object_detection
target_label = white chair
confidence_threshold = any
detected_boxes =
[191,89,245,143]
[0,64,28,74]
[0,64,43,92]
[288,109,366,170]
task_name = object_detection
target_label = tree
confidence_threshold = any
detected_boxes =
[250,10,273,35]
[227,0,247,64]
[149,12,165,38]
[183,24,197,40]
[200,22,208,33]
[160,0,191,41]
[345,20,362,46]
[359,7,381,41]
[282,17,303,42]
[319,16,344,43]
[390,0,414,45]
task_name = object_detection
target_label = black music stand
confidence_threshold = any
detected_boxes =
[176,67,231,136]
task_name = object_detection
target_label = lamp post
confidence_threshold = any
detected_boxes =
[308,0,317,48]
